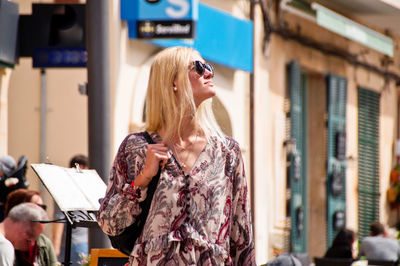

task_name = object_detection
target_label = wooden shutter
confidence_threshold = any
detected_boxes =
[288,61,307,252]
[358,87,380,238]
[326,74,347,245]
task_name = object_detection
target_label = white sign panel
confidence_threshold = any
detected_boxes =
[31,163,107,211]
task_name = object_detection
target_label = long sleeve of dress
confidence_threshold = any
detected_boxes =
[229,144,256,265]
[97,134,148,236]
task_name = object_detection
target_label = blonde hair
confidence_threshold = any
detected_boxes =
[145,46,223,141]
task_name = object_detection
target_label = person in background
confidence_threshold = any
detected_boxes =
[97,47,255,265]
[4,189,47,217]
[0,155,17,222]
[324,228,357,259]
[0,203,48,266]
[265,254,302,266]
[52,155,89,266]
[358,221,400,262]
[5,188,57,266]
[0,155,16,178]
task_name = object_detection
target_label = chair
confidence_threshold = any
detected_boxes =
[367,260,396,266]
[314,257,353,266]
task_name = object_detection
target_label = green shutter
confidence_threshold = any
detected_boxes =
[358,87,380,238]
[326,75,347,245]
[288,61,308,252]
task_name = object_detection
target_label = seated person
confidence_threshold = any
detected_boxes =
[359,221,400,262]
[0,155,16,222]
[266,254,302,266]
[0,203,48,266]
[325,228,357,259]
[5,188,57,266]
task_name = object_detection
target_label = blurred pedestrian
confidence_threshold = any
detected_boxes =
[0,155,16,178]
[97,46,255,265]
[5,188,57,266]
[52,155,89,266]
[0,203,48,266]
[4,188,46,216]
[359,221,400,262]
[324,228,357,259]
[0,155,16,222]
[266,254,302,266]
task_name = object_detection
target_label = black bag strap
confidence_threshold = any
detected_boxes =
[135,131,161,227]
[142,131,161,198]
[143,131,155,145]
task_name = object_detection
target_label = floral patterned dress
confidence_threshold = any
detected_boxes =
[97,132,255,265]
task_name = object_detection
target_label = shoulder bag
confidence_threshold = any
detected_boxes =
[108,131,161,256]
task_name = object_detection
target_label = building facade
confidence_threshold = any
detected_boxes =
[0,0,400,264]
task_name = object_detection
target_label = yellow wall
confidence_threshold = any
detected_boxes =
[0,67,12,155]
[7,58,88,237]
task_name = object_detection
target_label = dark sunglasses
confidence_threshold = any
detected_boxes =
[192,60,214,78]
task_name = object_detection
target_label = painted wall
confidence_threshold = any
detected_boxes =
[0,68,12,155]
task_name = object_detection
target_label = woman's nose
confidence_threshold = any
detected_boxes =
[204,68,214,79]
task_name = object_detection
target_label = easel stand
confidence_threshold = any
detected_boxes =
[62,211,99,266]
[30,164,107,266]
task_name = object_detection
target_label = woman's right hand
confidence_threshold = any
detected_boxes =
[134,143,169,187]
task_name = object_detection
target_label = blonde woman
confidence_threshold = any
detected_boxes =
[97,46,255,265]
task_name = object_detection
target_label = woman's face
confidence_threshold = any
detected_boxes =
[188,53,215,106]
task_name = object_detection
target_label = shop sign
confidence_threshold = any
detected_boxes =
[121,0,198,39]
[312,3,393,57]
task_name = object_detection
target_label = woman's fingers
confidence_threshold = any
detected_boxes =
[153,150,170,168]
[144,144,171,176]
[147,144,168,153]
[148,145,170,160]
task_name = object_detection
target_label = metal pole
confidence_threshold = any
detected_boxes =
[40,69,46,163]
[64,221,72,266]
[249,0,256,228]
[86,0,111,249]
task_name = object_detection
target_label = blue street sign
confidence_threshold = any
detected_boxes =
[121,0,198,39]
[121,0,198,21]
[33,47,87,68]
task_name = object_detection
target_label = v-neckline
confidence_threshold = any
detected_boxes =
[152,131,209,176]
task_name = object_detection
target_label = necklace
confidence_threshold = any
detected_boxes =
[173,134,198,169]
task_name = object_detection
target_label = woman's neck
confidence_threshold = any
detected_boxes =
[159,122,200,146]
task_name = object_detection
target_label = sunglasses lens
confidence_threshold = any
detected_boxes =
[205,64,214,76]
[195,61,205,76]
[193,61,214,77]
